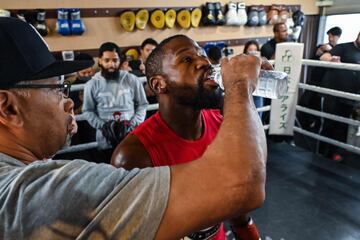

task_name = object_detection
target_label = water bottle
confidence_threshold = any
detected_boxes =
[210,64,288,99]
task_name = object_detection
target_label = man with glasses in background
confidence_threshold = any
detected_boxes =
[0,18,267,239]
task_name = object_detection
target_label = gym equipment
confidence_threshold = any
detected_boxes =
[177,9,191,29]
[136,9,149,30]
[165,9,177,28]
[150,9,165,29]
[120,11,136,32]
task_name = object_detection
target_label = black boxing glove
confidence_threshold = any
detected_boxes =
[202,2,217,26]
[101,120,131,147]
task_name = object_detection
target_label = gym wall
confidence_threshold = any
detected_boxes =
[2,0,319,56]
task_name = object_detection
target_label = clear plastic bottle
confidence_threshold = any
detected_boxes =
[210,65,288,99]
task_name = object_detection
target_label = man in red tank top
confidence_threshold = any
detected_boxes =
[111,35,261,240]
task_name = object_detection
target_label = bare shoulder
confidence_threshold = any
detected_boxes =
[110,134,153,170]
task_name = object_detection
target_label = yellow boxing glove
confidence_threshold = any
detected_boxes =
[136,9,149,30]
[165,9,177,28]
[120,11,136,32]
[177,9,191,29]
[150,9,165,29]
[191,8,202,28]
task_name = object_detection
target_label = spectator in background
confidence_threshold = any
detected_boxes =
[326,26,342,47]
[244,40,263,117]
[297,27,342,135]
[140,38,158,65]
[82,42,148,163]
[261,22,289,60]
[119,52,132,72]
[319,31,360,161]
[137,38,159,118]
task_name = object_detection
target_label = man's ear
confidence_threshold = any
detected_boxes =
[0,91,23,127]
[149,75,167,94]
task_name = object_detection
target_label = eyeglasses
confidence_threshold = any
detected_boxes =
[11,81,71,98]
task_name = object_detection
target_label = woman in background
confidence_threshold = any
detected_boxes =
[243,40,264,117]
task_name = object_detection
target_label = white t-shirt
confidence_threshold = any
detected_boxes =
[0,153,170,239]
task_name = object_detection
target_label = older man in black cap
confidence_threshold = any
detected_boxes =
[0,18,266,239]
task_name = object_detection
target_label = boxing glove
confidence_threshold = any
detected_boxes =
[191,7,202,28]
[231,217,260,240]
[267,5,280,25]
[69,9,85,35]
[213,2,225,25]
[258,5,267,26]
[226,2,240,26]
[177,9,191,29]
[125,48,140,61]
[165,9,177,28]
[101,120,131,147]
[120,11,136,32]
[136,9,149,30]
[34,9,48,36]
[56,9,71,36]
[237,2,248,26]
[16,10,27,22]
[293,9,305,27]
[247,6,259,27]
[279,7,289,23]
[150,9,165,29]
[202,2,217,26]
[0,9,10,17]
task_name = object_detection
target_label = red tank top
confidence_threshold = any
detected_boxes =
[132,109,226,240]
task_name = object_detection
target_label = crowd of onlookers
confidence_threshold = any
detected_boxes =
[59,25,360,163]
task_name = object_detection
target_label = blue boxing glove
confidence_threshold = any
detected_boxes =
[247,6,259,26]
[70,9,85,35]
[56,9,71,36]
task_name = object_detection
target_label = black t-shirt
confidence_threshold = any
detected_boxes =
[322,42,360,99]
[329,42,360,64]
[260,39,276,60]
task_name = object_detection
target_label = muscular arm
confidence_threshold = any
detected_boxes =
[111,134,153,170]
[155,55,267,239]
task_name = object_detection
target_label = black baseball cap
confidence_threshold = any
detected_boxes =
[0,17,94,88]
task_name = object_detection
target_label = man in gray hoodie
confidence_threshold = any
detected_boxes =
[82,42,148,162]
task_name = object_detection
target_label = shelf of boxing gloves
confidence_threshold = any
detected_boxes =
[6,4,300,36]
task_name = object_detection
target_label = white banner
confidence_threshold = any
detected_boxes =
[269,43,304,135]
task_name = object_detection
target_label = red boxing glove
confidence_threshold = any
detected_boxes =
[231,218,261,240]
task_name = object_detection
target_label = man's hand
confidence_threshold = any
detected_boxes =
[220,54,261,94]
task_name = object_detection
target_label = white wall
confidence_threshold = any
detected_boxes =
[323,13,360,44]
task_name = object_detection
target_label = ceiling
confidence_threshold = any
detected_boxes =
[323,0,360,15]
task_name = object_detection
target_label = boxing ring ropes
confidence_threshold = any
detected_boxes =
[57,59,360,158]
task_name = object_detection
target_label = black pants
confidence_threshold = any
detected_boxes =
[319,95,354,157]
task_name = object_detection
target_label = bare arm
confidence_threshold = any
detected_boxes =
[111,134,153,170]
[155,54,267,239]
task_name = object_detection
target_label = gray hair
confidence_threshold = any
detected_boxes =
[10,80,35,98]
